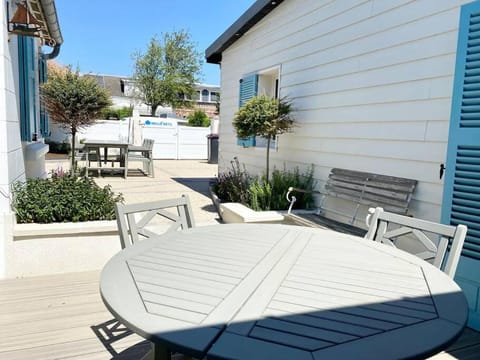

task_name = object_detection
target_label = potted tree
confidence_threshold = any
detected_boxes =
[233,95,295,182]
[41,65,111,170]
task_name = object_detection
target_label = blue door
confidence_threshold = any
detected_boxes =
[442,0,480,330]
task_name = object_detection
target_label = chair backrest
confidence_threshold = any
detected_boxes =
[115,195,195,249]
[142,138,154,151]
[365,207,467,278]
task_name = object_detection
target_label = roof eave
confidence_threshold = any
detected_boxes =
[28,0,63,47]
[205,0,284,64]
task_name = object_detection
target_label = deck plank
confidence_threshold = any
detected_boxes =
[0,270,478,359]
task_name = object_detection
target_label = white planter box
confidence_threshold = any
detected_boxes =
[8,220,121,278]
[219,203,284,224]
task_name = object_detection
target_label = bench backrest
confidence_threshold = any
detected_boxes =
[325,168,417,214]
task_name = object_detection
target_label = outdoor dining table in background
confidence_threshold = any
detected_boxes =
[100,224,468,360]
[83,140,129,178]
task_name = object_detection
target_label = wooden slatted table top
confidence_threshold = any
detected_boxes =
[100,224,468,360]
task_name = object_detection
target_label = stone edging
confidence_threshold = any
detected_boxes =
[13,220,118,240]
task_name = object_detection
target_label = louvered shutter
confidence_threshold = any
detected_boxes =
[39,56,49,137]
[442,1,480,330]
[443,3,480,260]
[237,74,258,147]
[17,36,36,142]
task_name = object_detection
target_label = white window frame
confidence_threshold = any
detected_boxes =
[256,65,281,150]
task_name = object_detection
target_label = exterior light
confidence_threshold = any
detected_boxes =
[8,1,42,37]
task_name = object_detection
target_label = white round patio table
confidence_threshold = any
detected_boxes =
[100,224,468,360]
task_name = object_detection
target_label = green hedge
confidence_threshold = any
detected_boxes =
[45,139,71,154]
[100,106,133,120]
[12,172,124,223]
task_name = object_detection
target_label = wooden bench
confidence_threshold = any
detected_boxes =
[287,168,417,236]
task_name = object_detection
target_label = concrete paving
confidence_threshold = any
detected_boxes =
[46,158,221,226]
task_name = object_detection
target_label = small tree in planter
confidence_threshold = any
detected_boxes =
[233,95,295,182]
[41,65,111,170]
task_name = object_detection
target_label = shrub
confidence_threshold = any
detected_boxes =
[213,158,316,211]
[12,172,124,223]
[45,139,71,154]
[268,165,316,210]
[187,110,211,127]
[249,178,272,211]
[211,157,251,205]
[101,106,133,120]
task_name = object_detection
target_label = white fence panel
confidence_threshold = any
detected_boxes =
[49,119,131,143]
[177,126,209,160]
[78,120,130,142]
[142,125,178,159]
[141,118,178,159]
[49,116,209,160]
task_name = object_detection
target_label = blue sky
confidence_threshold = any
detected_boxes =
[54,0,256,85]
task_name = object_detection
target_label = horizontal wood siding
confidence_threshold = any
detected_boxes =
[218,0,472,221]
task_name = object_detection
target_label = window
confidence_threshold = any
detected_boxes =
[237,66,280,149]
[211,92,218,102]
[201,89,209,102]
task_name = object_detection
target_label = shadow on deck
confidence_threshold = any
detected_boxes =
[0,271,478,359]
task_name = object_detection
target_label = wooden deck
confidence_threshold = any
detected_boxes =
[0,271,479,359]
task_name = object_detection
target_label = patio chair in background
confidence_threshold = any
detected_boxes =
[115,195,195,249]
[365,207,467,278]
[74,143,101,168]
[128,138,154,177]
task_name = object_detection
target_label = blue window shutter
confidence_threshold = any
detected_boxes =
[442,2,480,261]
[239,74,258,107]
[17,36,36,141]
[237,136,256,147]
[237,74,258,147]
[39,56,49,137]
[442,0,480,331]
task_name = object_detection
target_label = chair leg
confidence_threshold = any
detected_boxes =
[150,159,154,177]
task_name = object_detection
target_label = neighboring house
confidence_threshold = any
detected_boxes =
[206,0,480,329]
[0,0,62,277]
[86,74,220,119]
[175,83,220,119]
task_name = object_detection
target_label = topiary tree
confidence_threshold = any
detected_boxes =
[41,65,111,170]
[233,95,295,181]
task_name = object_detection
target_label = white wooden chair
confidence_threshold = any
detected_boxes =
[365,207,467,278]
[128,138,155,177]
[115,195,195,249]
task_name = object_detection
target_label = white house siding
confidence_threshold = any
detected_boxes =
[218,0,473,223]
[0,2,27,277]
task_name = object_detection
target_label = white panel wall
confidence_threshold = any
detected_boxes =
[0,2,25,214]
[218,0,473,222]
[0,1,27,277]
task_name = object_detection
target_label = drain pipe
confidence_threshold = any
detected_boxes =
[39,0,63,59]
